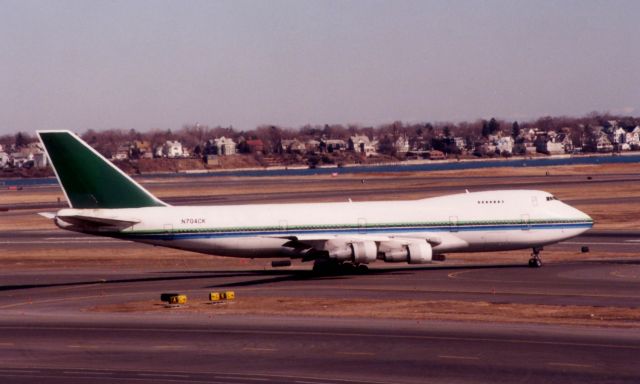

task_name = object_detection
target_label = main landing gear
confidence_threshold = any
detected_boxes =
[312,259,369,275]
[528,247,543,268]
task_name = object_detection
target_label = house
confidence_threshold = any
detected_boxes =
[11,152,33,168]
[611,127,627,145]
[453,137,466,151]
[245,139,265,154]
[348,135,377,157]
[305,139,321,152]
[545,141,565,155]
[163,140,184,158]
[533,131,564,155]
[556,133,574,153]
[213,136,237,156]
[12,143,48,168]
[626,126,640,148]
[112,143,130,160]
[496,136,514,154]
[322,139,346,153]
[131,140,152,158]
[596,134,613,152]
[33,152,48,168]
[394,136,410,154]
[473,140,496,156]
[279,139,306,154]
[0,151,9,167]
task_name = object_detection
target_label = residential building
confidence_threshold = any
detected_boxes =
[214,136,237,156]
[113,143,130,160]
[611,127,627,145]
[348,135,377,157]
[496,136,514,154]
[394,136,410,154]
[11,152,33,168]
[163,140,184,158]
[132,140,152,158]
[245,139,265,154]
[279,139,306,154]
[453,137,466,151]
[322,139,346,153]
[626,126,640,148]
[33,152,48,168]
[596,134,613,152]
[305,139,321,152]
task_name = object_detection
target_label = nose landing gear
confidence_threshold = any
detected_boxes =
[528,247,543,268]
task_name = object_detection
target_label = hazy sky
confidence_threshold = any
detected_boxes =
[1,0,639,134]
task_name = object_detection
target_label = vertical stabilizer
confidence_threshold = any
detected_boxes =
[38,130,167,209]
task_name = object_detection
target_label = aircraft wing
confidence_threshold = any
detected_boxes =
[265,233,444,246]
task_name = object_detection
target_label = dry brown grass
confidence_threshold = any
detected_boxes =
[2,162,638,206]
[90,296,640,328]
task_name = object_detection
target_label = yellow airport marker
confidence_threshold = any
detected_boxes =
[168,295,187,305]
[209,291,235,302]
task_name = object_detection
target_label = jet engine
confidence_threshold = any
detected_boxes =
[379,240,433,264]
[325,239,378,264]
[351,241,377,264]
[407,241,432,264]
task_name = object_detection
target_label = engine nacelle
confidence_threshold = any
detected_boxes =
[379,241,409,262]
[351,241,378,264]
[326,245,353,261]
[325,239,377,264]
[408,241,432,264]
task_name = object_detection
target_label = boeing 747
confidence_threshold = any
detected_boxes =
[37,131,593,272]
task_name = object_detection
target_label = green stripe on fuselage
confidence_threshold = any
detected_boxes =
[39,131,165,209]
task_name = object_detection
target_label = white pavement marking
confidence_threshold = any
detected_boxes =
[138,373,190,378]
[215,376,269,381]
[438,355,480,360]
[63,371,113,375]
[336,351,376,356]
[563,241,636,246]
[242,347,277,352]
[547,362,592,368]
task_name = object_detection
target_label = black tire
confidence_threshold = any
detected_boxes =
[528,258,542,268]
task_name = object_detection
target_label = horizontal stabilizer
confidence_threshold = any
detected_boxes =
[57,214,140,230]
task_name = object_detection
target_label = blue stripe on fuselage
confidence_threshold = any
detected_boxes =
[116,222,593,241]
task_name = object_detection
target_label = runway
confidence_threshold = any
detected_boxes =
[0,316,638,384]
[2,171,640,383]
[1,231,640,383]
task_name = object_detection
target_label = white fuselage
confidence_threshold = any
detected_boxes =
[54,190,593,262]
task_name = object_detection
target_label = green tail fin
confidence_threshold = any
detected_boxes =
[38,130,167,209]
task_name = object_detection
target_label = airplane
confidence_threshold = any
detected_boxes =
[37,130,593,273]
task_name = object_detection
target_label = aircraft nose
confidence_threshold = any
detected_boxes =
[572,206,594,232]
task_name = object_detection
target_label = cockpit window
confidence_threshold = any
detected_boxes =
[545,195,558,201]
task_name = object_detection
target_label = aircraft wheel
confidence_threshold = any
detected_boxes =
[528,258,542,268]
[356,264,369,274]
[340,263,357,274]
